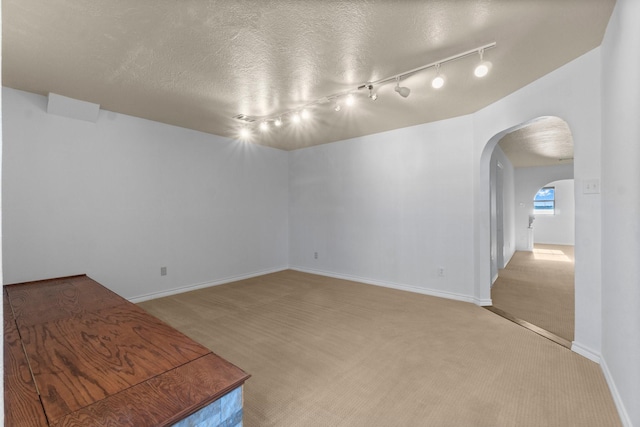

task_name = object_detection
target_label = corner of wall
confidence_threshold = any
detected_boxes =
[571,341,600,364]
[600,357,633,427]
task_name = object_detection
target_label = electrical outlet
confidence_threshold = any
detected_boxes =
[314,252,318,259]
[438,267,445,277]
[160,267,167,276]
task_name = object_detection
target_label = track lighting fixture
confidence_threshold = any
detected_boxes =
[233,42,495,139]
[367,84,378,100]
[474,48,492,78]
[431,63,445,89]
[394,78,411,98]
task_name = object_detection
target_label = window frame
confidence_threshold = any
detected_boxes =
[533,186,555,215]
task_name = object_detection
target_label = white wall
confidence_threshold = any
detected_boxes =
[601,0,640,425]
[2,88,289,300]
[289,49,603,337]
[513,166,574,250]
[532,179,575,246]
[489,145,515,279]
[473,49,603,359]
[289,115,477,302]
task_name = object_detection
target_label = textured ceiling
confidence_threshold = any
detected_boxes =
[2,0,615,150]
[498,117,574,168]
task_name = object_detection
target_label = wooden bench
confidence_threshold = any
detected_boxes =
[4,275,249,426]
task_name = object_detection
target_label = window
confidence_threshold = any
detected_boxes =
[534,187,555,215]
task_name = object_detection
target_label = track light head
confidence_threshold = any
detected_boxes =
[474,62,491,77]
[431,64,445,89]
[274,117,283,127]
[334,103,342,112]
[395,78,410,98]
[367,84,378,101]
[292,112,301,123]
[474,49,492,78]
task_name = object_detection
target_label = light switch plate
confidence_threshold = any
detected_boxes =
[583,179,600,194]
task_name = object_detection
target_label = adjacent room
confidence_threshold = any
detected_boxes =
[2,1,639,426]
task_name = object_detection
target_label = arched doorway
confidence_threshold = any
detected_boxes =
[482,116,576,345]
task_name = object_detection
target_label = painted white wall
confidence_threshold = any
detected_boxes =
[489,145,515,279]
[473,49,602,360]
[531,179,575,246]
[289,49,603,334]
[2,88,289,301]
[513,166,574,250]
[502,153,515,266]
[600,0,640,425]
[289,115,477,302]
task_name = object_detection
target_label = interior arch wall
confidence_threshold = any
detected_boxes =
[473,48,602,361]
[530,178,575,246]
[514,167,574,250]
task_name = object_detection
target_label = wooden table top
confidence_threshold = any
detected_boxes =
[4,275,250,427]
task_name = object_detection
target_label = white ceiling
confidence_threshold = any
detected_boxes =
[2,0,615,151]
[498,116,574,168]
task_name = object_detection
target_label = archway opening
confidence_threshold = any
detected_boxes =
[481,116,575,346]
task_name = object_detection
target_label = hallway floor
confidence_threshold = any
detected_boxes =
[491,244,574,342]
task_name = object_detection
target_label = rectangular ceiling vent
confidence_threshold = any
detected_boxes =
[232,114,257,123]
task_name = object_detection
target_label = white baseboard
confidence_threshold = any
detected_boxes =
[290,266,477,304]
[474,297,493,306]
[128,266,289,303]
[571,341,601,363]
[600,356,633,427]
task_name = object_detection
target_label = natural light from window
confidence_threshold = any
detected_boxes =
[533,186,555,215]
[533,248,572,262]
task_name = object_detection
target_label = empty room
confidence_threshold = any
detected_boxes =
[2,1,639,426]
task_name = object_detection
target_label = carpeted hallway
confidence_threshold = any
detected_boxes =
[491,244,575,342]
[138,269,619,427]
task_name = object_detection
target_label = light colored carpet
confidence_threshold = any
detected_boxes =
[138,269,619,427]
[491,244,575,341]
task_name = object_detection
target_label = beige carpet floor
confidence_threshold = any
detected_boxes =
[138,269,619,427]
[491,244,575,342]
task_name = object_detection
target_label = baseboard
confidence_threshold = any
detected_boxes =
[128,266,289,303]
[503,250,515,268]
[474,297,493,306]
[600,356,633,427]
[571,341,601,363]
[290,266,476,304]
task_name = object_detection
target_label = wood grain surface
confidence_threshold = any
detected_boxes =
[50,354,249,427]
[3,290,49,426]
[7,275,127,328]
[4,275,250,426]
